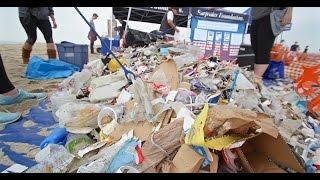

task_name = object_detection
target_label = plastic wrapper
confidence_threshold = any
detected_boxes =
[35,144,74,173]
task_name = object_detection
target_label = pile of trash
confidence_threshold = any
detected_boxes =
[26,40,319,173]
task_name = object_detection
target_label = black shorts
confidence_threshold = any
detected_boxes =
[250,15,276,64]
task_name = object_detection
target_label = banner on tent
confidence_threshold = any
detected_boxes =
[191,8,248,22]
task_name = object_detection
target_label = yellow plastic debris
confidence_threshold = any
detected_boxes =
[184,103,208,146]
[108,57,126,73]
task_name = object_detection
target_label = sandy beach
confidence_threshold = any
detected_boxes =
[0,43,100,114]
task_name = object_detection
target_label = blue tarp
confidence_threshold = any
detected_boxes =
[25,56,80,80]
[0,100,57,171]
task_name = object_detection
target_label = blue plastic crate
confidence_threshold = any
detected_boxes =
[56,41,88,70]
[100,37,120,56]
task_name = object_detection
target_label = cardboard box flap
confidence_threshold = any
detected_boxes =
[245,152,287,173]
[248,133,305,173]
[171,144,204,173]
[150,60,179,90]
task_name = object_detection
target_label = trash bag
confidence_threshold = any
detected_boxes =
[149,30,165,42]
[25,56,80,80]
[263,61,285,80]
[124,28,151,48]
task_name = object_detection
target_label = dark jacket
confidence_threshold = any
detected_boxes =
[18,7,54,20]
[159,11,176,35]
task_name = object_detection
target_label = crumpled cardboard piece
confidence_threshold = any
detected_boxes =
[185,105,279,151]
[204,105,279,139]
[238,133,305,173]
[150,59,179,90]
[204,105,258,137]
[110,121,155,142]
[171,144,204,173]
[139,118,184,172]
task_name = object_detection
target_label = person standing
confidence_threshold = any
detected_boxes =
[290,41,299,51]
[303,46,309,53]
[159,7,180,36]
[250,7,293,89]
[88,13,98,54]
[19,7,58,64]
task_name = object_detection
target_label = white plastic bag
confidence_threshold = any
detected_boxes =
[89,80,128,103]
[35,144,74,173]
[59,69,92,94]
[55,102,101,128]
[90,70,125,89]
[50,90,76,111]
[84,59,105,77]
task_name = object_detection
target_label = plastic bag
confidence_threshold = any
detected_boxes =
[128,77,154,122]
[90,70,125,89]
[84,59,105,77]
[173,53,197,69]
[89,80,128,103]
[59,69,92,94]
[263,61,285,80]
[35,144,74,173]
[50,90,76,112]
[55,102,101,129]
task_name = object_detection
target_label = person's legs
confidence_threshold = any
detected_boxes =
[252,15,276,86]
[19,17,37,64]
[37,19,57,59]
[90,40,94,54]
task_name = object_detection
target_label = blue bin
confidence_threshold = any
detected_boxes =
[56,41,88,70]
[101,37,120,56]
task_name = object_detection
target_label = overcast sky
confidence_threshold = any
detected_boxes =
[0,7,319,53]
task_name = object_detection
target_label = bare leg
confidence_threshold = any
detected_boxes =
[253,64,269,91]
